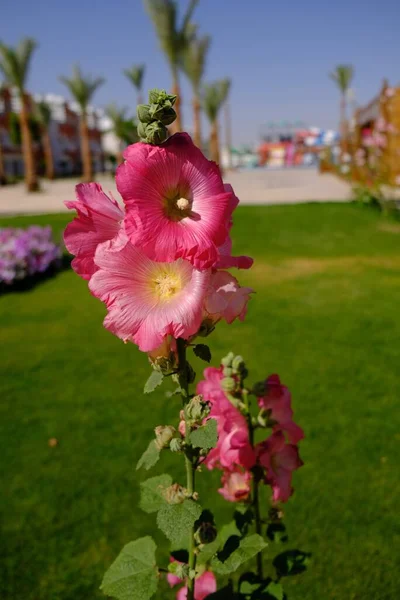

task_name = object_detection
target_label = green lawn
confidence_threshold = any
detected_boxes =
[1,203,400,600]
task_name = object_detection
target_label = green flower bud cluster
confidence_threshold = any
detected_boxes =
[220,353,249,398]
[136,88,177,145]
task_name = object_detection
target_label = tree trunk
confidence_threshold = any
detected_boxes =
[20,95,39,192]
[171,70,182,133]
[42,128,55,180]
[137,91,144,105]
[210,119,220,165]
[80,112,93,182]
[0,139,6,185]
[192,94,201,148]
[224,101,232,169]
[340,94,348,155]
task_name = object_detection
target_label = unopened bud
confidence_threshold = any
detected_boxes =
[170,438,183,453]
[164,483,187,504]
[221,352,235,368]
[222,366,233,377]
[221,377,236,393]
[154,425,176,450]
[144,121,168,145]
[137,104,152,123]
[232,355,245,373]
[195,522,218,545]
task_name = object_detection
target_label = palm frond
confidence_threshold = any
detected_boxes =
[329,65,354,94]
[123,64,145,91]
[145,0,199,70]
[202,78,231,122]
[105,103,138,144]
[35,100,52,127]
[0,37,37,92]
[59,64,105,111]
[181,33,210,90]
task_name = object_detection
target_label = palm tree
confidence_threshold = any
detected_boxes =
[60,65,104,182]
[0,38,39,191]
[105,103,139,164]
[35,100,55,180]
[202,78,231,165]
[329,65,354,142]
[144,0,199,131]
[123,64,146,105]
[181,33,210,148]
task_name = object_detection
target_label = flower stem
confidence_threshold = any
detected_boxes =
[177,338,197,600]
[244,390,264,580]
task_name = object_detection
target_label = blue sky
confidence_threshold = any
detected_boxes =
[2,0,399,145]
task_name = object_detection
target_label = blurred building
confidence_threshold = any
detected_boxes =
[0,87,104,178]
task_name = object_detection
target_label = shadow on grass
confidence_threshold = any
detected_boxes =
[0,254,72,296]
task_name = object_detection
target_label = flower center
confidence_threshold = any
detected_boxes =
[152,269,183,301]
[163,189,192,221]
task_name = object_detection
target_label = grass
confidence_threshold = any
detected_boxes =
[1,203,400,600]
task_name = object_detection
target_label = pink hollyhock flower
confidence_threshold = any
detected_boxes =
[89,233,210,352]
[256,431,303,503]
[219,467,252,502]
[258,374,304,444]
[216,184,253,270]
[117,133,234,270]
[64,183,124,280]
[197,367,255,470]
[177,571,217,600]
[205,271,253,324]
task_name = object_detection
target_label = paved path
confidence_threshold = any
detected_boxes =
[0,168,351,216]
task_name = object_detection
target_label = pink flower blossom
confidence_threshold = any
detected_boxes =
[64,183,124,280]
[117,133,234,270]
[89,232,210,351]
[219,467,252,502]
[177,571,217,600]
[256,431,303,503]
[197,367,255,470]
[205,271,253,324]
[216,184,253,270]
[258,374,304,444]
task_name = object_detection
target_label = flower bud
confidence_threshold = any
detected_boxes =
[145,121,168,145]
[170,438,184,453]
[195,522,218,545]
[221,376,236,393]
[154,425,176,450]
[221,352,235,368]
[222,366,233,377]
[232,355,245,373]
[137,104,152,123]
[164,483,187,504]
[185,395,211,423]
[159,107,177,125]
[137,121,147,140]
[148,88,177,107]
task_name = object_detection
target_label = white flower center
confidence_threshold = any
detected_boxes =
[176,197,190,210]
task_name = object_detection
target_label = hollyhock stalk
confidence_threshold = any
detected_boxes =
[177,338,197,600]
[243,388,264,579]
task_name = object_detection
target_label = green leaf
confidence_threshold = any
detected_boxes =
[157,500,202,545]
[190,418,218,449]
[273,549,311,577]
[136,441,160,471]
[264,581,284,600]
[100,536,158,600]
[165,387,182,398]
[211,534,267,575]
[205,583,236,599]
[140,474,172,513]
[144,370,164,394]
[193,344,212,363]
